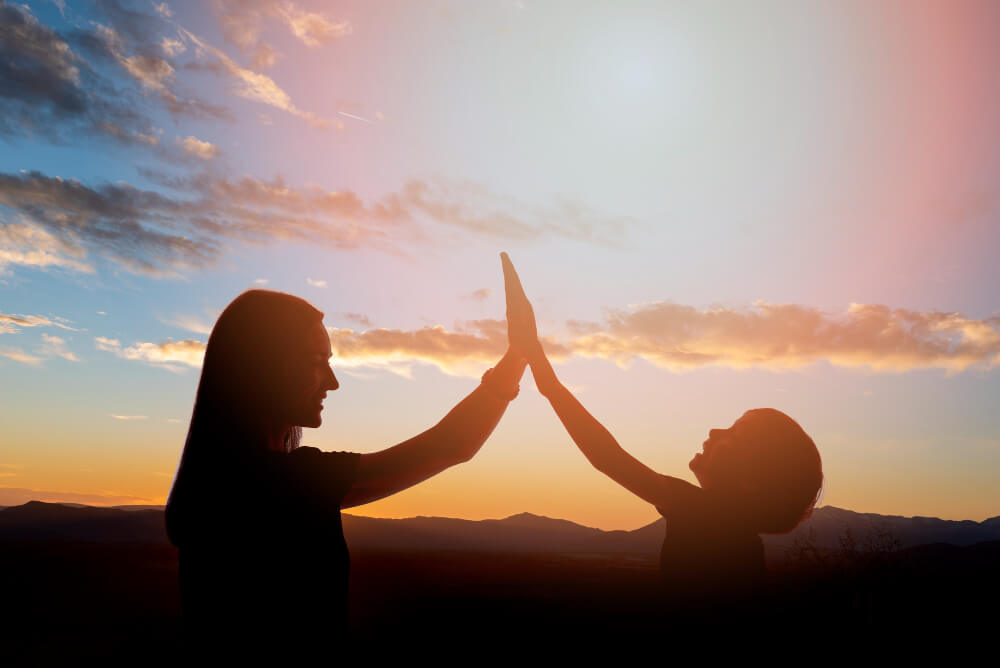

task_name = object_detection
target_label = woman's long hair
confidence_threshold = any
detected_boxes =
[165,289,323,546]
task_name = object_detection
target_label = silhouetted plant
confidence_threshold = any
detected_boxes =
[790,526,827,568]
[830,524,905,627]
[839,524,901,570]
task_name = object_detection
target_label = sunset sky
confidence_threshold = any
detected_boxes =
[2,0,999,530]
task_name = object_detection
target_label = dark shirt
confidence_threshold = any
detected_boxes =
[168,446,360,654]
[656,476,765,614]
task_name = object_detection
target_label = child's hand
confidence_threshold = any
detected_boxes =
[501,252,543,360]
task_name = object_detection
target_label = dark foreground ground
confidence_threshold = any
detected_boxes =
[2,538,997,663]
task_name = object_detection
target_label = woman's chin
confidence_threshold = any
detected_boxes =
[298,413,323,429]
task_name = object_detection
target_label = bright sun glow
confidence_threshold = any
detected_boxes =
[572,20,701,136]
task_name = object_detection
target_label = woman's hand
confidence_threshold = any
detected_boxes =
[342,256,528,507]
[501,252,543,360]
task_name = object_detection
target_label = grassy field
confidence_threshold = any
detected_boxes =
[3,538,997,661]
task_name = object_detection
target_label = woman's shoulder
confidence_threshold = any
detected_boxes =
[269,446,362,497]
[264,445,360,464]
[287,445,360,459]
[290,446,360,470]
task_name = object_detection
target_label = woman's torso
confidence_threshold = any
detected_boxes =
[167,447,360,648]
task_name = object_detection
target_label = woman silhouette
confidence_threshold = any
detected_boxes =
[165,286,525,655]
[501,253,822,624]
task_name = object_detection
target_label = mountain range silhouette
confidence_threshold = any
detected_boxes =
[2,501,998,555]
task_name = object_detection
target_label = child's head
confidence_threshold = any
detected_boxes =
[690,408,823,534]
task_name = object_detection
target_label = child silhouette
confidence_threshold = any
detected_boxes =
[501,253,823,620]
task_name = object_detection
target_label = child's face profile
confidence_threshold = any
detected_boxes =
[689,414,749,491]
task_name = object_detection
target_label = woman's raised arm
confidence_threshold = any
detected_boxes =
[340,348,525,508]
[340,256,527,508]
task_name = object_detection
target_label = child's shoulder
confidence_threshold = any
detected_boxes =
[655,475,704,515]
[657,476,751,528]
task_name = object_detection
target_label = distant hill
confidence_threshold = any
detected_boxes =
[2,501,998,557]
[0,501,168,543]
[340,511,659,553]
[54,503,166,511]
[767,506,1000,554]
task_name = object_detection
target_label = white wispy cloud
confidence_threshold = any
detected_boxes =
[462,288,492,302]
[0,346,42,365]
[566,301,1000,373]
[94,336,121,352]
[164,314,214,335]
[2,169,626,279]
[212,0,351,70]
[88,301,1000,378]
[95,336,205,370]
[0,219,95,275]
[1,311,77,334]
[95,24,175,92]
[161,36,185,56]
[279,3,351,47]
[176,135,220,160]
[179,26,330,128]
[38,333,80,362]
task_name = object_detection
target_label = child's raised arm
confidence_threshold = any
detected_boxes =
[501,253,691,510]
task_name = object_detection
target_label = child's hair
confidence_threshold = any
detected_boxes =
[723,408,823,534]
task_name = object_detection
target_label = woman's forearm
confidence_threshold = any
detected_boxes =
[431,348,527,463]
[343,349,526,508]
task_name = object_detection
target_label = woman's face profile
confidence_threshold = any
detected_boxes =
[284,319,339,429]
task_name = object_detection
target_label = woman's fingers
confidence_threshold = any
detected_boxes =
[500,252,538,352]
[501,252,531,323]
[500,252,529,309]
